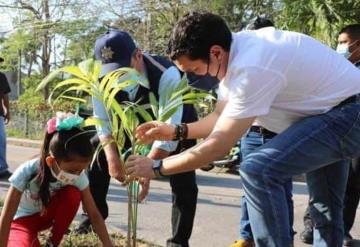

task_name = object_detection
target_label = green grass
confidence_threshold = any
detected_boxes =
[6,128,25,138]
[7,128,44,140]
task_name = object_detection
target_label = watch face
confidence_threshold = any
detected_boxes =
[153,160,161,169]
[152,160,163,178]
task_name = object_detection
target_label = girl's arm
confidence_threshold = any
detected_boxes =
[81,186,113,247]
[0,186,22,247]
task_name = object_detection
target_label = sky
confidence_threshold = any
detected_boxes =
[0,13,13,34]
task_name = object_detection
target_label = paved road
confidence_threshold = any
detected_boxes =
[1,144,359,247]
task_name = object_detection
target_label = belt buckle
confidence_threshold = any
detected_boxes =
[259,127,265,135]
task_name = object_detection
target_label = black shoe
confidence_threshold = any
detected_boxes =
[343,234,360,247]
[0,170,12,180]
[344,233,353,246]
[73,219,92,235]
[344,239,360,247]
[299,228,313,244]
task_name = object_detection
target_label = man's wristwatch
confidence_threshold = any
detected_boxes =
[152,160,164,178]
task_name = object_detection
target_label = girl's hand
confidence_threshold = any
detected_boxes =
[0,186,22,247]
[81,187,114,247]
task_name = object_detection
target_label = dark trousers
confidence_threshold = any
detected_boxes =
[80,136,198,247]
[303,158,360,236]
[167,171,198,247]
[343,158,360,237]
[78,135,111,224]
[303,205,313,229]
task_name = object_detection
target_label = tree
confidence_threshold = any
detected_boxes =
[276,0,360,46]
[0,0,97,98]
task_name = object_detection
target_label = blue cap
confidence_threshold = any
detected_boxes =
[94,30,136,77]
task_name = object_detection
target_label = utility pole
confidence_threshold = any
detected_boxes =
[17,49,21,97]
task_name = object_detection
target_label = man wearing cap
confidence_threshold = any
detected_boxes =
[0,57,11,180]
[76,30,198,247]
[126,12,360,247]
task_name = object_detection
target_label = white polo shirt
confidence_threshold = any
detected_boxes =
[218,28,360,133]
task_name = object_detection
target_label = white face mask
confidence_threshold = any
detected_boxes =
[50,159,80,185]
[336,40,360,60]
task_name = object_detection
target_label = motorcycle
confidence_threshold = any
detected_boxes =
[200,141,241,175]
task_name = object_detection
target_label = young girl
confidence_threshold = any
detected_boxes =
[0,112,114,247]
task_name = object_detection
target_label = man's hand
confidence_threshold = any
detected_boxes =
[135,121,175,144]
[99,136,126,183]
[126,155,155,179]
[138,177,150,202]
[4,111,9,124]
[108,159,126,183]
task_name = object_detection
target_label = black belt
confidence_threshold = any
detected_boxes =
[249,95,357,137]
[249,126,277,136]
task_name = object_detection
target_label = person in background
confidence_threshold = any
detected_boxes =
[229,17,295,247]
[0,56,12,179]
[300,23,360,247]
[0,112,113,247]
[76,30,199,247]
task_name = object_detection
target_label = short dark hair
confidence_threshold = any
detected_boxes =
[339,24,360,40]
[246,17,274,30]
[167,11,232,61]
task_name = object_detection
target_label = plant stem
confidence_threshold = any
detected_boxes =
[127,185,132,247]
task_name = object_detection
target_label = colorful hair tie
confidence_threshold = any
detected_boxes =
[46,112,84,134]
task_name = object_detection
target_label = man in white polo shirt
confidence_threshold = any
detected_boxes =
[126,11,360,247]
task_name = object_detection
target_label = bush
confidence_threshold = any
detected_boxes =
[8,94,79,139]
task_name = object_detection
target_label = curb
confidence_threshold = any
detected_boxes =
[7,137,41,148]
[5,137,307,182]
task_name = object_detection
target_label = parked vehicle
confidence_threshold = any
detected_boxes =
[200,141,241,175]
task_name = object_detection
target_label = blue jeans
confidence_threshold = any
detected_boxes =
[306,159,350,245]
[240,101,360,247]
[0,116,8,173]
[239,130,294,241]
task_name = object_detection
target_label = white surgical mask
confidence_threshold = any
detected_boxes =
[50,159,80,185]
[336,40,359,59]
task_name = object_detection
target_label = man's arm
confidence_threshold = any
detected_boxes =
[135,100,227,143]
[187,100,226,139]
[127,116,255,178]
[92,96,125,182]
[99,135,125,182]
[152,65,183,153]
[160,116,254,175]
[137,65,182,201]
[3,94,9,124]
[0,73,10,124]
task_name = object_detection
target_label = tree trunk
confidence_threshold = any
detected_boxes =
[42,0,51,100]
[17,49,22,96]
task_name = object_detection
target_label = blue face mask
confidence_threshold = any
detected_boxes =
[186,59,221,91]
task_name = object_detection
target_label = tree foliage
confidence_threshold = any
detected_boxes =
[1,0,360,100]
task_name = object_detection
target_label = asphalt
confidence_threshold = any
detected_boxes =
[1,138,359,247]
